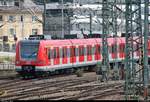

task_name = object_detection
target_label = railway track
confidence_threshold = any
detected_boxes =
[0,72,124,100]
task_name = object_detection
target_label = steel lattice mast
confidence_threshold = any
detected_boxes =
[125,0,149,100]
[101,0,122,81]
[143,0,149,100]
[111,0,119,80]
[101,0,110,81]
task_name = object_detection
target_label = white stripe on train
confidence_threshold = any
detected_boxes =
[15,56,140,72]
[16,60,98,72]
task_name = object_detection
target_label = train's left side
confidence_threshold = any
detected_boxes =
[15,37,125,78]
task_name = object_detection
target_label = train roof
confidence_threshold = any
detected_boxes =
[18,37,126,48]
[42,39,72,47]
[40,37,125,47]
[95,37,125,45]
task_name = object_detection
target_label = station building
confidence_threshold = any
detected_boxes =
[0,0,43,51]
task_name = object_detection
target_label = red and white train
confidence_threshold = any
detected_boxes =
[15,36,150,77]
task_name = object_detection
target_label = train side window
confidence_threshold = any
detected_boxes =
[96,45,101,54]
[83,47,85,56]
[67,48,70,57]
[111,45,117,53]
[53,47,59,59]
[53,48,57,59]
[119,44,125,52]
[92,46,95,55]
[48,49,51,59]
[71,46,76,57]
[79,46,84,56]
[87,45,92,56]
[76,47,79,56]
[62,47,67,58]
[57,48,59,58]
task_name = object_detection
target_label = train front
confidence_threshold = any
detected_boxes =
[15,39,46,77]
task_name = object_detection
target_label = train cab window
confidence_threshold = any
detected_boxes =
[62,47,67,58]
[20,42,39,60]
[87,45,92,56]
[79,46,84,56]
[53,47,59,59]
[119,44,125,52]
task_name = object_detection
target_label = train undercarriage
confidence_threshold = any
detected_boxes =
[16,62,125,80]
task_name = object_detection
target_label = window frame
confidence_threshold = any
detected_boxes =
[8,15,15,22]
[9,28,15,35]
[119,44,125,53]
[111,44,117,53]
[32,29,38,35]
[48,48,51,60]
[53,47,59,59]
[70,46,76,57]
[87,45,92,56]
[79,46,84,56]
[62,47,67,58]
[32,16,37,22]
[20,15,23,22]
[95,44,101,54]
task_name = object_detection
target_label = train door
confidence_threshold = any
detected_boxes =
[70,46,76,63]
[79,45,85,62]
[53,47,60,65]
[62,46,68,64]
[119,43,125,59]
[95,44,101,60]
[87,45,92,61]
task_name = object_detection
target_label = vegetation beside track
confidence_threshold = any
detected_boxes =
[0,56,15,63]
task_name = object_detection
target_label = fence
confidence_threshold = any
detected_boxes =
[0,63,15,70]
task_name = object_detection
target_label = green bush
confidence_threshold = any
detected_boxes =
[0,56,15,63]
[76,69,83,77]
